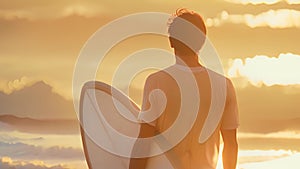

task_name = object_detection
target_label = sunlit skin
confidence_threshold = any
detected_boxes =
[221,130,238,169]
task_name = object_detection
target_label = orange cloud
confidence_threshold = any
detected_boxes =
[61,4,105,18]
[0,157,69,169]
[0,10,33,20]
[228,53,300,86]
[0,2,105,20]
[0,77,66,97]
[0,141,83,160]
[224,0,300,5]
[239,131,300,139]
[0,76,38,94]
[207,9,300,28]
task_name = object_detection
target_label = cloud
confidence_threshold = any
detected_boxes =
[61,4,104,18]
[0,1,105,20]
[0,157,69,169]
[224,0,300,5]
[0,9,34,20]
[0,76,71,100]
[0,76,38,95]
[206,9,300,28]
[227,53,300,86]
[0,141,84,160]
[0,115,79,134]
[0,131,44,143]
[0,81,76,119]
[239,131,300,139]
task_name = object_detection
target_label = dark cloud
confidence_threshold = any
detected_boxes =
[0,131,44,142]
[0,81,75,119]
[0,115,79,134]
[0,141,84,160]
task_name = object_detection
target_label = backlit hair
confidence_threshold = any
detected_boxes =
[168,8,207,53]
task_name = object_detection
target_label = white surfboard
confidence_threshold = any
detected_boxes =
[80,81,174,169]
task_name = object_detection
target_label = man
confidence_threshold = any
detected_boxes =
[129,8,239,169]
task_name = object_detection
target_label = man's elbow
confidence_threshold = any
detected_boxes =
[224,139,238,150]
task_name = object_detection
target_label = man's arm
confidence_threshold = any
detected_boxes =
[220,79,239,169]
[129,123,155,169]
[129,75,156,169]
[221,129,238,169]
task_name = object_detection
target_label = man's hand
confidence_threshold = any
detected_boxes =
[129,123,155,169]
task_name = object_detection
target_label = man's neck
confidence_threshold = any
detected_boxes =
[175,54,202,67]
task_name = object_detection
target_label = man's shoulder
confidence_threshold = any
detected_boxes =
[205,68,226,78]
[200,68,235,96]
[147,67,234,87]
[205,68,232,84]
[147,68,172,81]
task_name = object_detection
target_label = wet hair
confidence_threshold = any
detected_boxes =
[168,8,207,54]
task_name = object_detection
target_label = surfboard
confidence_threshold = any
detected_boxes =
[79,81,174,169]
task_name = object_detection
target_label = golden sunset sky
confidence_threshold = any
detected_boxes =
[1,0,300,128]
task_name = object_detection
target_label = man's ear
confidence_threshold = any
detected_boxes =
[169,37,174,48]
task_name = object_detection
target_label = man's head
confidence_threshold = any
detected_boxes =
[168,8,207,55]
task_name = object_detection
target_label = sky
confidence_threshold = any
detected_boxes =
[0,0,300,168]
[1,0,299,129]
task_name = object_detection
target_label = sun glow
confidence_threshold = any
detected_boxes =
[207,9,300,28]
[228,53,300,86]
